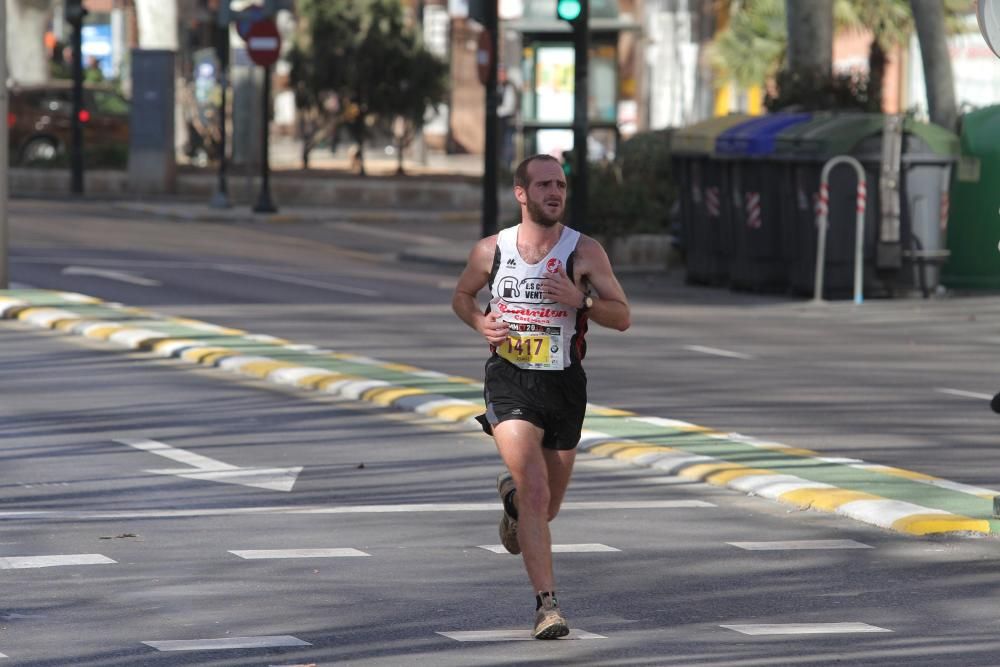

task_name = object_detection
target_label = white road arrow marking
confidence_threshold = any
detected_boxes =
[62,266,162,286]
[115,438,302,492]
[684,344,754,360]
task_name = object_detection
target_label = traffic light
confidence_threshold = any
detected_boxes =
[556,0,582,22]
[64,0,88,23]
[468,0,487,25]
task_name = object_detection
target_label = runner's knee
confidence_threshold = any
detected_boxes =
[517,481,551,517]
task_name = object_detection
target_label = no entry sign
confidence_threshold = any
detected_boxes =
[245,19,281,68]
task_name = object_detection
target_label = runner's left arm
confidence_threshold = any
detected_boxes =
[576,237,631,331]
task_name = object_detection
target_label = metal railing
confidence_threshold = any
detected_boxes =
[814,155,867,305]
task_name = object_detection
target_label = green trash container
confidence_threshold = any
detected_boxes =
[942,106,1000,290]
[781,114,958,298]
[671,114,752,285]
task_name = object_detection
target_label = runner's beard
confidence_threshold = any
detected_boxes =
[526,197,562,227]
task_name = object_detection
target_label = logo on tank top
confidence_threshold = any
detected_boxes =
[498,276,521,299]
[506,258,517,268]
[546,258,562,273]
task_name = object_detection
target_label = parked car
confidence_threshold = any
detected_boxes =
[7,81,129,165]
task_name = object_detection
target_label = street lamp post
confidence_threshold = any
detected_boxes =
[211,3,232,209]
[481,4,499,238]
[66,0,88,195]
[556,0,589,233]
[0,0,8,288]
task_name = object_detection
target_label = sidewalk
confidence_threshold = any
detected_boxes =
[267,135,486,177]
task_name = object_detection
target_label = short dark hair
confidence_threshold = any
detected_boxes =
[514,154,562,189]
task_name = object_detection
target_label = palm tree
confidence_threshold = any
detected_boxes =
[785,0,833,77]
[835,0,966,114]
[709,0,785,88]
[834,0,913,110]
[909,0,958,131]
[710,0,966,119]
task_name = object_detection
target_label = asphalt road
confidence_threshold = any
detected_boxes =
[3,198,1000,665]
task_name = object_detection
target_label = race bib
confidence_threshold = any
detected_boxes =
[497,322,564,371]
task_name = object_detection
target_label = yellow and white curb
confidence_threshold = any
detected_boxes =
[576,428,992,537]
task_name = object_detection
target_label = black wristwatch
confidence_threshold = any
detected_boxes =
[579,294,594,312]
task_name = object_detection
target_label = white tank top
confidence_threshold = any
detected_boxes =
[487,224,587,370]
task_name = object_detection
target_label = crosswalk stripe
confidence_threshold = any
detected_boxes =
[437,629,606,641]
[721,622,891,635]
[727,540,873,550]
[229,548,369,559]
[0,554,116,569]
[142,635,312,651]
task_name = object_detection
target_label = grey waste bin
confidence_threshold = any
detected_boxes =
[671,114,751,285]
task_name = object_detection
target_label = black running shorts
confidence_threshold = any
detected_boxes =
[475,355,588,451]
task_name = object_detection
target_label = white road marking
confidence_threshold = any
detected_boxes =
[142,635,311,651]
[229,548,369,559]
[479,543,620,554]
[115,438,302,492]
[684,345,753,360]
[721,622,892,635]
[62,266,162,286]
[727,540,873,551]
[936,387,992,400]
[0,499,715,521]
[0,554,116,569]
[218,265,381,297]
[437,629,606,641]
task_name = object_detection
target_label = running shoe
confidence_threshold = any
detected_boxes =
[532,594,569,639]
[496,471,520,555]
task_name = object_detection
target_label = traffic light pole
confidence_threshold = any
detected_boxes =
[211,8,231,209]
[252,63,277,213]
[481,1,499,238]
[570,0,589,233]
[0,0,8,288]
[69,11,85,195]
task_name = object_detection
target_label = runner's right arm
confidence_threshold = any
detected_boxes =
[452,236,510,346]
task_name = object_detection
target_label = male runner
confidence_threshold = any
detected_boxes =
[452,154,631,639]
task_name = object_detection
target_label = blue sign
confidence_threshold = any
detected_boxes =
[81,24,114,78]
[236,5,267,41]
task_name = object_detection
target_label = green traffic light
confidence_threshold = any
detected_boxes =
[556,0,582,22]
